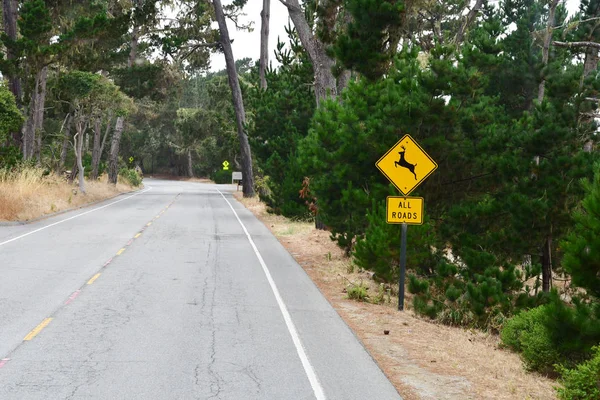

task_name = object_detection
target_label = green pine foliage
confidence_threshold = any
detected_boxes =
[0,83,23,144]
[501,292,600,374]
[333,0,404,80]
[561,163,600,299]
[353,199,438,282]
[248,28,315,218]
[556,346,600,400]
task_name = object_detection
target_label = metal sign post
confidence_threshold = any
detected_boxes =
[399,223,407,310]
[376,134,437,312]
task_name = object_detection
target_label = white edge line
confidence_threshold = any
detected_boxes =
[0,187,152,247]
[217,189,327,400]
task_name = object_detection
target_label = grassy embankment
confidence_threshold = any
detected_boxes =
[234,192,558,400]
[0,167,138,221]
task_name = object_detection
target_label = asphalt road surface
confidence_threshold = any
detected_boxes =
[0,179,401,400]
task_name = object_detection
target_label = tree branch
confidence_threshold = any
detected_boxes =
[179,42,223,60]
[553,40,600,50]
[278,0,301,12]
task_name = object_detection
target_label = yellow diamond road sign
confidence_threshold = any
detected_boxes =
[387,197,423,225]
[376,134,437,196]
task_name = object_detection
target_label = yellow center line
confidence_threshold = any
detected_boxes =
[147,222,152,226]
[116,248,126,256]
[87,273,101,285]
[23,318,53,341]
[155,215,160,219]
[134,233,141,239]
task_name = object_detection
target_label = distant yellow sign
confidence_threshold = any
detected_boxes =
[386,197,423,225]
[222,160,230,171]
[376,134,437,196]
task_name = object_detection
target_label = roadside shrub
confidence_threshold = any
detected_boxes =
[347,282,369,301]
[118,168,142,187]
[0,146,22,170]
[501,293,600,374]
[211,169,232,184]
[556,346,600,400]
[501,305,560,373]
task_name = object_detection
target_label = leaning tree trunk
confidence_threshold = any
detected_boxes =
[259,0,270,90]
[280,0,338,106]
[537,0,560,103]
[57,114,72,176]
[108,116,124,185]
[213,0,255,197]
[73,118,87,194]
[90,118,102,180]
[454,0,484,46]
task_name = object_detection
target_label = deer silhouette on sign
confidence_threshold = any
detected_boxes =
[395,145,417,180]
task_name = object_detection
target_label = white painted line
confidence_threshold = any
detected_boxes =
[217,189,327,400]
[0,187,152,247]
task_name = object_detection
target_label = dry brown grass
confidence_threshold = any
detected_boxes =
[234,193,558,400]
[0,167,138,221]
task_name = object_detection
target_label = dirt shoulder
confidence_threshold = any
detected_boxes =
[233,193,558,400]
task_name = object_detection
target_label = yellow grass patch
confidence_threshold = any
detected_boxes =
[0,167,138,221]
[234,192,558,400]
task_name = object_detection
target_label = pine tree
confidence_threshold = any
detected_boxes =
[561,164,600,299]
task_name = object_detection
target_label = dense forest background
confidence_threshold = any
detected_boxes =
[2,0,600,396]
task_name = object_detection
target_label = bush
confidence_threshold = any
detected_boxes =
[556,346,600,400]
[118,168,143,187]
[501,305,560,373]
[501,293,600,374]
[0,146,22,170]
[347,281,369,301]
[211,169,232,184]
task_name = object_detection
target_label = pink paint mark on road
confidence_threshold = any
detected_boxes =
[126,239,133,246]
[65,290,81,305]
[103,258,113,267]
[0,358,11,369]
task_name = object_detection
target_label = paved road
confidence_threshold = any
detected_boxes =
[0,179,401,399]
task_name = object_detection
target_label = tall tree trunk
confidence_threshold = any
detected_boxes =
[68,159,77,184]
[73,117,87,194]
[34,67,48,162]
[99,115,112,161]
[3,0,22,148]
[90,118,102,180]
[583,47,599,153]
[280,0,338,106]
[538,0,560,103]
[129,26,139,68]
[108,116,124,185]
[259,0,270,90]
[541,236,552,292]
[22,67,48,160]
[454,0,484,45]
[22,89,36,159]
[57,114,72,176]
[213,0,255,197]
[3,0,21,106]
[187,148,193,178]
[129,0,140,68]
[337,70,352,95]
